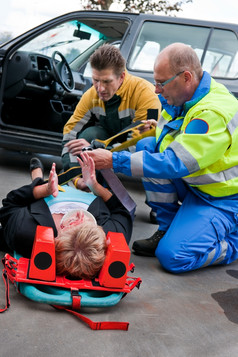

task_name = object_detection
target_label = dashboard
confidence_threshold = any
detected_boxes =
[4,51,86,99]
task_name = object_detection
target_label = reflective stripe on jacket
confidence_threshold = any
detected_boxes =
[155,74,238,197]
[113,72,238,198]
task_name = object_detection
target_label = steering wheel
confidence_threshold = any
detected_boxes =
[52,51,74,92]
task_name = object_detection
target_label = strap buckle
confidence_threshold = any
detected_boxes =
[71,288,81,310]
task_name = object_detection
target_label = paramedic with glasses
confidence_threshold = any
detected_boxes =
[86,42,238,274]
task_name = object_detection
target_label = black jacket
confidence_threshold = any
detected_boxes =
[0,178,132,257]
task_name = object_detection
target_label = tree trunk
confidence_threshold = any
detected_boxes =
[100,0,114,10]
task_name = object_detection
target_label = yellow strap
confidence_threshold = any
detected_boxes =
[74,177,80,188]
[110,127,156,152]
[56,121,156,186]
[95,122,146,149]
[58,185,65,192]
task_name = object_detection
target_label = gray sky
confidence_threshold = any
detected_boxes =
[0,0,237,37]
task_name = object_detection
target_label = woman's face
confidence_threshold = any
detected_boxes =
[59,210,96,231]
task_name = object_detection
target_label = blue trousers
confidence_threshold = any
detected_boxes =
[156,189,238,273]
[136,137,238,273]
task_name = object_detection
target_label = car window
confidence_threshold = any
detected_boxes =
[20,21,105,63]
[128,21,238,79]
[202,29,238,78]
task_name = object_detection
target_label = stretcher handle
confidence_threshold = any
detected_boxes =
[18,283,124,307]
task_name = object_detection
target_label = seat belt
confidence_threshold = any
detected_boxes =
[100,169,136,217]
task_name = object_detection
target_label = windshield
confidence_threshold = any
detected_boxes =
[21,20,105,63]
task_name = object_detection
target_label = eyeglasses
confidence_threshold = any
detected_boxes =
[154,71,184,90]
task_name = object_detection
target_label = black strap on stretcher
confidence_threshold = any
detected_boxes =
[57,167,82,186]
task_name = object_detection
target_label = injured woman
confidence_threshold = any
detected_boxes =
[0,152,133,280]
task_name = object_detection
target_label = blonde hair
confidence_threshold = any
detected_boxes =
[55,222,106,280]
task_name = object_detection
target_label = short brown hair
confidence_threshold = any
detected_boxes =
[90,44,125,77]
[55,222,106,279]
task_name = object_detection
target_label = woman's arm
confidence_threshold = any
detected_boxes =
[77,152,112,202]
[78,152,133,243]
[33,163,59,199]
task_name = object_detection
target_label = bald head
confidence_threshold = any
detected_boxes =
[153,43,203,106]
[155,43,203,81]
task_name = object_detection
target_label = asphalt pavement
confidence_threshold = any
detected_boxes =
[0,148,238,357]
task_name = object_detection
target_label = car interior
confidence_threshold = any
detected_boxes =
[1,17,130,135]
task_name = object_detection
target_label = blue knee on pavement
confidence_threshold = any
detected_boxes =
[155,232,209,274]
[155,241,185,273]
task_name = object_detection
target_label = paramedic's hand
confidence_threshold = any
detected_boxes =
[65,138,90,155]
[139,119,157,134]
[48,163,58,197]
[87,149,113,170]
[77,151,97,191]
